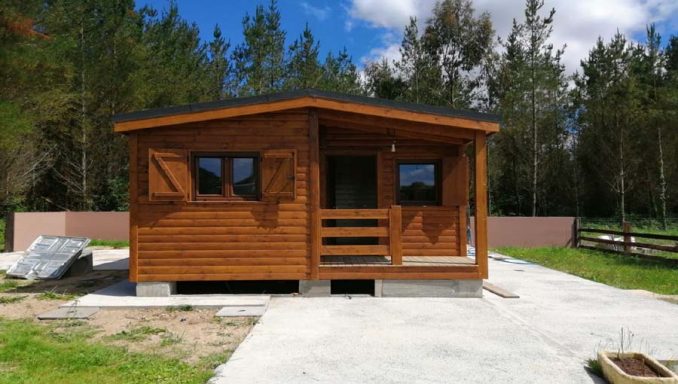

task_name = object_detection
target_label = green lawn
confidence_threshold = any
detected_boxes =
[495,246,678,295]
[0,319,216,384]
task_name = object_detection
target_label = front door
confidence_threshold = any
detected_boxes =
[326,155,378,245]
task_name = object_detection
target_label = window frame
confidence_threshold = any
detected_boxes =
[193,152,260,201]
[395,159,442,206]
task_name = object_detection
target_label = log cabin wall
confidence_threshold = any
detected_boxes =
[131,110,311,282]
[320,126,468,258]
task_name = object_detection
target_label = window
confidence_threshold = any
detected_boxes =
[397,161,441,205]
[194,154,259,200]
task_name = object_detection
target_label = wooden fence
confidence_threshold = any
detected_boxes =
[575,219,678,265]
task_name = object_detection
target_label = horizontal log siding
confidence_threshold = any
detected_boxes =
[322,126,464,257]
[134,111,310,281]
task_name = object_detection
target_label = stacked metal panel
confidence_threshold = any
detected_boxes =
[6,236,90,280]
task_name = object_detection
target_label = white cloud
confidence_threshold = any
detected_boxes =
[348,0,678,74]
[300,2,331,21]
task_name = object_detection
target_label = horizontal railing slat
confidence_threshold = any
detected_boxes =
[320,209,389,220]
[579,236,678,252]
[321,227,389,238]
[321,245,389,256]
[578,228,678,241]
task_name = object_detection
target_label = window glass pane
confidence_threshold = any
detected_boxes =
[197,157,223,195]
[399,163,437,203]
[232,157,257,196]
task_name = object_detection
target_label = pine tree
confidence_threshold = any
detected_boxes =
[207,25,232,100]
[286,24,321,90]
[232,0,286,96]
[394,17,442,104]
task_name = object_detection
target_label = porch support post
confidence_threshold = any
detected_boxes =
[309,109,321,279]
[389,205,402,265]
[473,131,489,279]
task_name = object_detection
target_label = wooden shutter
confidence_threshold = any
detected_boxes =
[148,148,188,201]
[261,149,296,201]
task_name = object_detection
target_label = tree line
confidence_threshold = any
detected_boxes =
[1,0,676,226]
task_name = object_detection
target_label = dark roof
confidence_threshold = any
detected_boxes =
[112,89,500,124]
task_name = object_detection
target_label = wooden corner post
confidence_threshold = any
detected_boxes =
[309,109,321,279]
[128,133,139,282]
[473,131,489,279]
[389,205,402,265]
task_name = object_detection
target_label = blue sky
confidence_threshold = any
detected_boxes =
[138,0,678,75]
[138,0,378,66]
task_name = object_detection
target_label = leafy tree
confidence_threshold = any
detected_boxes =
[422,0,494,109]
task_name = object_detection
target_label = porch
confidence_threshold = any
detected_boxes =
[315,206,482,280]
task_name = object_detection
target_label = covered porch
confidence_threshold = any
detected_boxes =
[307,106,492,281]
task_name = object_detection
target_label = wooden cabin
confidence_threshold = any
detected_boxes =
[113,90,499,297]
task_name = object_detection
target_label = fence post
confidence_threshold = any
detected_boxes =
[3,211,14,252]
[623,221,632,254]
[573,217,581,248]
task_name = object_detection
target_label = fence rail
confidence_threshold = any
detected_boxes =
[319,205,402,265]
[575,219,678,265]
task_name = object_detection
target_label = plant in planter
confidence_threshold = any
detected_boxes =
[597,328,678,384]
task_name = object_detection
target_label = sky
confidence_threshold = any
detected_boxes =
[139,0,678,76]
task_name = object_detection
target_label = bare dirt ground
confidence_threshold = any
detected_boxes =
[0,270,255,365]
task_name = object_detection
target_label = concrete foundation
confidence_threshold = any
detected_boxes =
[379,279,483,298]
[299,280,331,297]
[136,282,176,297]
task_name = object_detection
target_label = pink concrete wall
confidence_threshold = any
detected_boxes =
[471,216,575,248]
[10,212,129,251]
[9,212,573,251]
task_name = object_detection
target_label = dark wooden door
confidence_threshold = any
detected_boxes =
[326,156,378,245]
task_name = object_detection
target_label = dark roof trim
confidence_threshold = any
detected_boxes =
[112,89,500,124]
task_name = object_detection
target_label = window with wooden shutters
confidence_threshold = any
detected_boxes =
[148,149,188,201]
[261,150,296,201]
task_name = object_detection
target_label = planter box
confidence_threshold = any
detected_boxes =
[598,351,678,384]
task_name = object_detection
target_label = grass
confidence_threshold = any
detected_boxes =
[0,318,215,384]
[89,239,129,248]
[496,246,678,295]
[585,358,604,379]
[109,326,167,342]
[36,291,78,301]
[0,295,27,304]
[0,280,18,293]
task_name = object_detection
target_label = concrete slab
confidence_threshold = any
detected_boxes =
[63,281,270,308]
[216,306,267,317]
[38,306,99,320]
[381,279,483,297]
[210,254,678,384]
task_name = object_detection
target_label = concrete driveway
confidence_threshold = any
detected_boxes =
[211,255,678,384]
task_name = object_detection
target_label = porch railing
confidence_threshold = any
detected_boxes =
[320,205,402,265]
